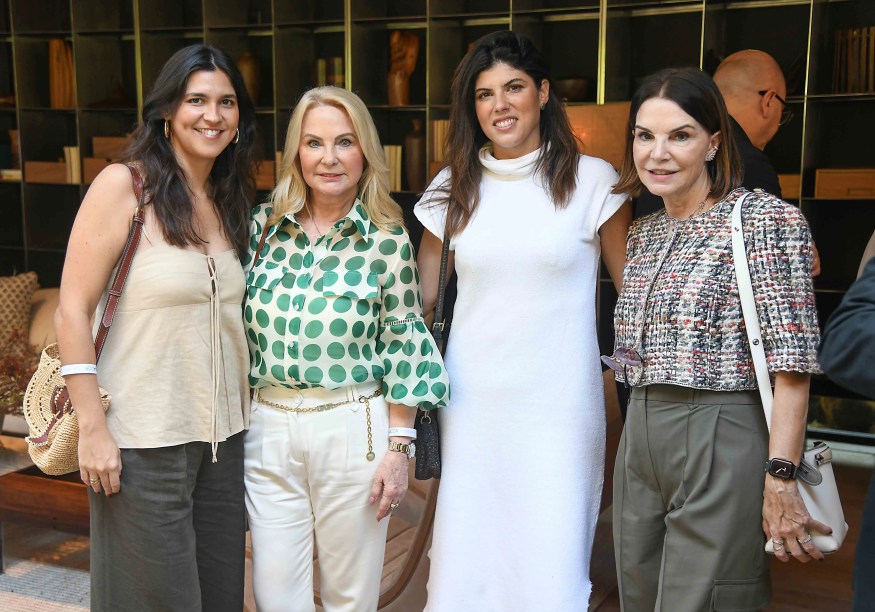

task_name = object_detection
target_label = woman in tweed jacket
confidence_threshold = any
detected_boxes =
[607,67,830,612]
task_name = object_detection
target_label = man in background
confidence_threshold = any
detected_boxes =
[712,49,789,196]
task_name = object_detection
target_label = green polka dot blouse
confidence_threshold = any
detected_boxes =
[242,200,448,410]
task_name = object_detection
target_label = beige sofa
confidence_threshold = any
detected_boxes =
[2,288,59,435]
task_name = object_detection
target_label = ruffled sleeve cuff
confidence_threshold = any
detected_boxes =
[376,316,449,410]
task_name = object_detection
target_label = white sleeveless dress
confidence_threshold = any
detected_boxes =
[414,147,626,611]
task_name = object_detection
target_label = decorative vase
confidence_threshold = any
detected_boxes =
[387,72,410,106]
[235,51,261,106]
[404,119,426,192]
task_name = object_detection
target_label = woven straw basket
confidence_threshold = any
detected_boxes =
[22,343,111,475]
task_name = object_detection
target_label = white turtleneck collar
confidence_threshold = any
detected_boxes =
[478,144,542,179]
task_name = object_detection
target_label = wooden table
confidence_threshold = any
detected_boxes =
[0,436,89,573]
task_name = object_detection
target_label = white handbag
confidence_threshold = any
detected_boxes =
[731,193,848,554]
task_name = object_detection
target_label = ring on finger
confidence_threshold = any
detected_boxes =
[772,538,785,549]
[798,534,812,545]
[389,501,400,511]
[89,476,100,485]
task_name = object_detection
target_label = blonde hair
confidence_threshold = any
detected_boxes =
[267,87,403,231]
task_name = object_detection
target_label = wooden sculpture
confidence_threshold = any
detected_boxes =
[388,31,419,106]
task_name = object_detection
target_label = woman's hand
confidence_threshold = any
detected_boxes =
[762,474,832,562]
[368,450,409,521]
[78,420,122,496]
[763,371,830,562]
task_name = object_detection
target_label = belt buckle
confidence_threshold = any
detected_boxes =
[289,389,304,410]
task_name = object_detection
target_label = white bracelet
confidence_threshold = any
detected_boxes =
[60,363,97,377]
[388,427,417,440]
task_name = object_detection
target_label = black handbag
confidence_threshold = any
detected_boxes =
[414,235,451,480]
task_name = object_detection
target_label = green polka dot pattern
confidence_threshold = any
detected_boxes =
[242,200,448,410]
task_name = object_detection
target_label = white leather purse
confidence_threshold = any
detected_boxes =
[731,193,848,554]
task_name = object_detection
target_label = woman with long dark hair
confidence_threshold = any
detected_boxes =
[415,31,631,609]
[55,44,257,610]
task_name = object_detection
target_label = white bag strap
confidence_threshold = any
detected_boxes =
[731,193,774,429]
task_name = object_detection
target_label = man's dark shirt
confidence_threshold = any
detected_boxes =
[634,116,783,217]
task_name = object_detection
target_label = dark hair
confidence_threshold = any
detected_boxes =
[436,31,580,238]
[613,67,743,199]
[124,44,257,255]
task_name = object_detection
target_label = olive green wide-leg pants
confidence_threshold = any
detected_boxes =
[613,385,771,612]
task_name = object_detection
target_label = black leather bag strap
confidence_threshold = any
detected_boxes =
[431,235,451,349]
[93,164,146,360]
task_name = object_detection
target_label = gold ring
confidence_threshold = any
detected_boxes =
[89,477,100,485]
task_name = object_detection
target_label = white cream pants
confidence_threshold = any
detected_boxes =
[244,384,390,612]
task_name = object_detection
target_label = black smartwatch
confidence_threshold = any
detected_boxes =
[764,457,798,480]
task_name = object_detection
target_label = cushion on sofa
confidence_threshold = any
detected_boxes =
[0,271,38,337]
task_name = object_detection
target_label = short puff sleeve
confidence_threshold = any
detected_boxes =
[745,193,821,374]
[413,168,452,242]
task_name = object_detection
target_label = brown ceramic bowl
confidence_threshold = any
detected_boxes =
[553,78,590,102]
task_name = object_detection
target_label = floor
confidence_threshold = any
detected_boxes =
[1,462,870,610]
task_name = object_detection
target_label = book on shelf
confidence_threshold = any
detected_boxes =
[0,168,22,180]
[383,145,402,192]
[870,27,875,91]
[834,26,875,93]
[63,146,81,184]
[430,119,449,163]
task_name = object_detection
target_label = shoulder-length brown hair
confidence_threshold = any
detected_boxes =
[434,31,580,238]
[613,67,743,200]
[268,86,403,232]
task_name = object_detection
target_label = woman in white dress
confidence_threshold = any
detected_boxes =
[415,31,631,610]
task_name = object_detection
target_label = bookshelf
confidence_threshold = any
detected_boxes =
[0,0,872,440]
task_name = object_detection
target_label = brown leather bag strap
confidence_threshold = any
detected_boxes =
[93,164,146,360]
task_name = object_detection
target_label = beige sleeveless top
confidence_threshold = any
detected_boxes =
[93,246,250,458]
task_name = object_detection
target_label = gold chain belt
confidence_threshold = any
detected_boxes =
[257,387,382,461]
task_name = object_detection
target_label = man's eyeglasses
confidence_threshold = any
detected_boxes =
[600,347,643,389]
[758,90,794,126]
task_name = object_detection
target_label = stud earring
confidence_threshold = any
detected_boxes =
[705,147,718,162]
[164,120,170,140]
[233,128,240,145]
[540,102,546,111]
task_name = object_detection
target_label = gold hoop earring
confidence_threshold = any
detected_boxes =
[233,128,240,145]
[164,120,170,140]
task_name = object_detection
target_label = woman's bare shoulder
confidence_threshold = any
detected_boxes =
[81,163,141,218]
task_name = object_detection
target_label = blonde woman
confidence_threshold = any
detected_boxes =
[242,87,449,612]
